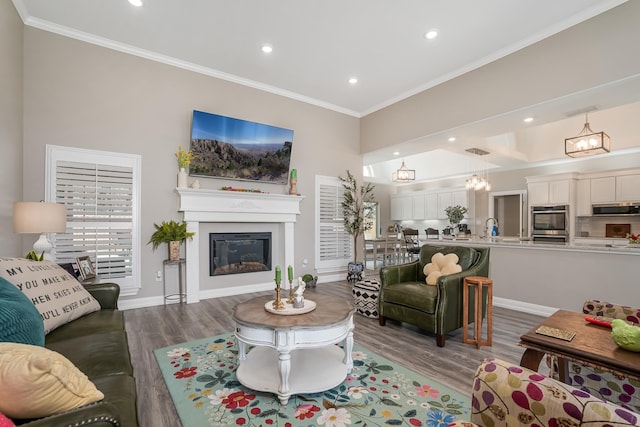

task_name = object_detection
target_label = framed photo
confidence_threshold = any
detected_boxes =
[75,256,96,280]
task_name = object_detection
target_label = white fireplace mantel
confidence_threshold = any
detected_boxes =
[176,188,304,303]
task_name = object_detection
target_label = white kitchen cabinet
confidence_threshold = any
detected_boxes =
[425,193,438,219]
[576,179,591,216]
[390,195,413,221]
[437,192,453,219]
[590,176,616,203]
[549,180,570,204]
[527,179,571,206]
[412,194,425,220]
[616,174,640,201]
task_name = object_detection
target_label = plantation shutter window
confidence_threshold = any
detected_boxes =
[46,145,141,296]
[316,175,351,272]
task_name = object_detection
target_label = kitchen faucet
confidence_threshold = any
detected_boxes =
[484,218,499,238]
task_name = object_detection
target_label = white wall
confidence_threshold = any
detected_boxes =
[0,0,23,258]
[17,26,360,302]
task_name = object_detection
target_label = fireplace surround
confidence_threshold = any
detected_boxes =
[176,188,304,303]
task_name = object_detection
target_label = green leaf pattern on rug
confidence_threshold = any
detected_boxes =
[155,334,470,427]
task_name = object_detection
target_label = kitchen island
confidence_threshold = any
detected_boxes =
[425,237,639,316]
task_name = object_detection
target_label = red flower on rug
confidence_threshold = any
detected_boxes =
[174,367,197,379]
[295,404,321,420]
[222,390,256,409]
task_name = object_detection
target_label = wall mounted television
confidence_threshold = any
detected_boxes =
[189,110,294,184]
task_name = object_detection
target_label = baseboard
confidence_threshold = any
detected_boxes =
[493,297,557,317]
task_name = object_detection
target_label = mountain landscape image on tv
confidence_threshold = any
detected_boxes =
[189,110,294,184]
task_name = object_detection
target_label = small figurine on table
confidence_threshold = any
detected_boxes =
[293,278,306,308]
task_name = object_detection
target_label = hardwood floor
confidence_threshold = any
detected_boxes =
[124,278,544,427]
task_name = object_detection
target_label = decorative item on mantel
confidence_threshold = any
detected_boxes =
[175,145,194,189]
[148,220,195,261]
[289,169,298,195]
[627,233,640,245]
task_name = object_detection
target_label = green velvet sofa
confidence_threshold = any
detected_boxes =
[378,243,490,347]
[14,282,139,427]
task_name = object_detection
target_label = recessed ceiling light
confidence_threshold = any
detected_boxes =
[261,45,273,54]
[393,151,400,156]
[349,77,358,85]
[128,0,143,6]
[524,117,534,123]
[448,137,456,142]
[425,30,438,40]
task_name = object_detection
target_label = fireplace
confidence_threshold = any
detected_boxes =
[209,232,272,276]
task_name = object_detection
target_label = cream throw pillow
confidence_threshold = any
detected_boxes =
[0,258,101,334]
[423,252,462,285]
[0,343,104,419]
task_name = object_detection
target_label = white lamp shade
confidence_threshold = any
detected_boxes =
[13,202,67,234]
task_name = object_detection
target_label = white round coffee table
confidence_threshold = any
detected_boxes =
[232,293,355,405]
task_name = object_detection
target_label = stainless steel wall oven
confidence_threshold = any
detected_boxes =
[531,205,569,242]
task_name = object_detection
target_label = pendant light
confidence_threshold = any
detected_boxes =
[565,113,610,158]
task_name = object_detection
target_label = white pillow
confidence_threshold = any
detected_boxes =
[0,258,101,334]
[0,343,104,419]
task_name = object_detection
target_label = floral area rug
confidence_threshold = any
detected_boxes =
[154,333,470,427]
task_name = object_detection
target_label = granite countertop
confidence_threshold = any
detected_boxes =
[425,236,640,255]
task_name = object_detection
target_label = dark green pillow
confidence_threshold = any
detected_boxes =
[0,277,45,346]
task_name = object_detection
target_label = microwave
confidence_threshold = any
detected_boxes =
[531,205,569,240]
[592,202,640,216]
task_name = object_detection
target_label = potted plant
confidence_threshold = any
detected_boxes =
[339,170,375,281]
[445,205,468,236]
[148,220,195,261]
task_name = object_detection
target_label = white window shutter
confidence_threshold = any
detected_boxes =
[316,175,351,272]
[46,145,141,295]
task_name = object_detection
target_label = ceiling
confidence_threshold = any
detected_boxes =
[12,0,639,184]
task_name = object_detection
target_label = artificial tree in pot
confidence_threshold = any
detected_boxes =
[339,170,375,280]
[148,220,195,261]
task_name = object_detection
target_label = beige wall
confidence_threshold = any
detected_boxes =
[18,27,360,300]
[0,0,23,257]
[360,1,640,153]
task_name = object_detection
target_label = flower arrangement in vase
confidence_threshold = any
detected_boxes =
[175,145,194,188]
[627,233,640,245]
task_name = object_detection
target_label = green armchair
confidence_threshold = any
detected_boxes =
[378,244,490,347]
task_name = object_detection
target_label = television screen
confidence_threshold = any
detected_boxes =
[189,110,294,184]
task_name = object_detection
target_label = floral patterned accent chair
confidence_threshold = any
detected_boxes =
[449,358,640,427]
[545,300,640,413]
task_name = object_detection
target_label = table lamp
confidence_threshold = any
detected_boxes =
[13,201,67,261]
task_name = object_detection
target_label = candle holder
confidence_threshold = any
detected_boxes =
[272,281,285,310]
[288,280,294,304]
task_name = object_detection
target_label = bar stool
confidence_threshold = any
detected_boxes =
[462,276,493,348]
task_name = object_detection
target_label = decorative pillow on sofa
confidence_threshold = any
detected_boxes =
[0,277,45,346]
[423,252,462,285]
[0,342,104,419]
[0,258,101,334]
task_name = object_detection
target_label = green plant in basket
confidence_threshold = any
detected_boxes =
[147,220,195,250]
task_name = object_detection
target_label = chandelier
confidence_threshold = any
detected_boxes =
[392,160,415,182]
[565,113,610,158]
[465,148,491,191]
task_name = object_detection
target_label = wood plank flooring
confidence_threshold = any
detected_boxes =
[124,278,544,427]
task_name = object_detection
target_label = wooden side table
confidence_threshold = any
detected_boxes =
[462,276,493,348]
[163,258,186,304]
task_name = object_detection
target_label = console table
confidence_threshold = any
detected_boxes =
[232,293,355,404]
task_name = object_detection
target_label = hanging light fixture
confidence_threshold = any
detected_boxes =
[465,148,491,191]
[565,113,610,158]
[392,160,415,182]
